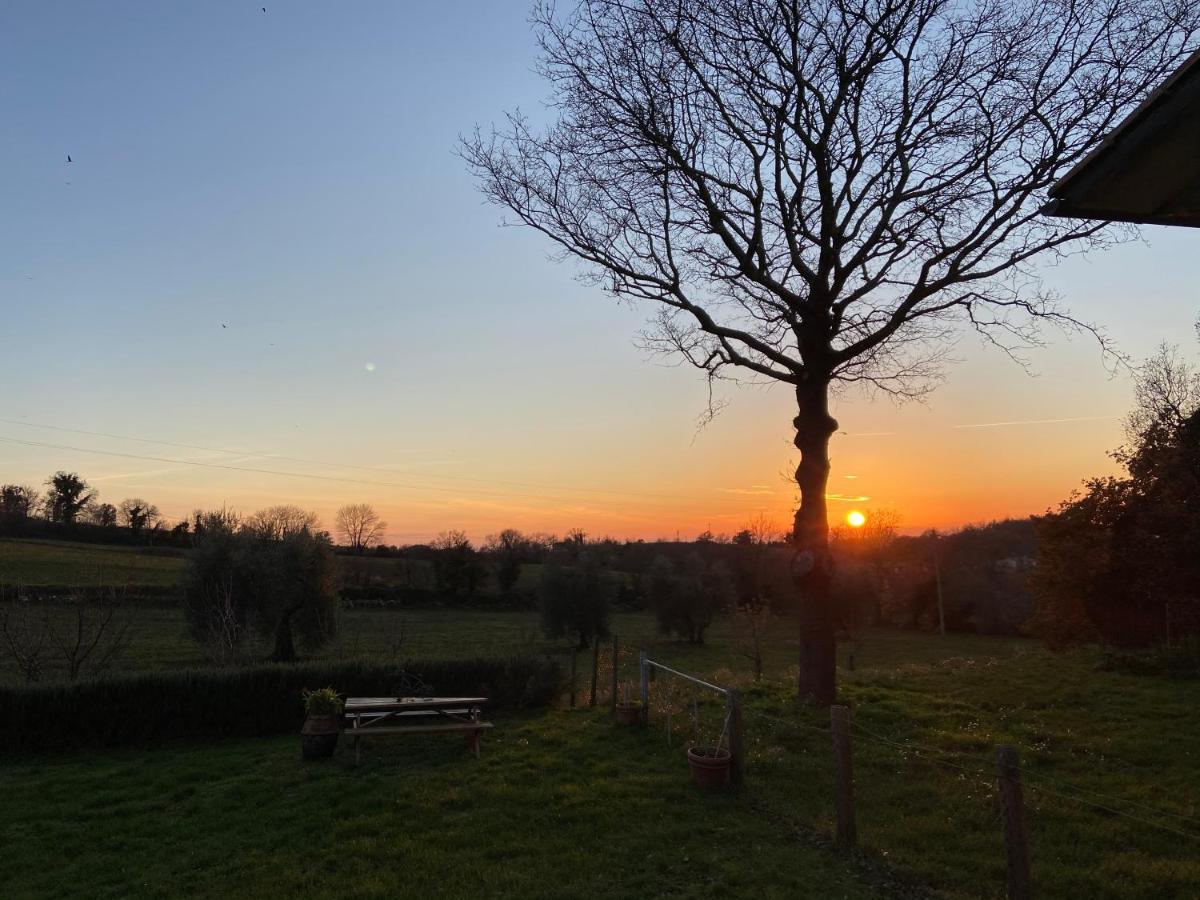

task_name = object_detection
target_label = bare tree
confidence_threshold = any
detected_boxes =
[0,602,48,682]
[0,485,39,523]
[463,0,1199,704]
[43,595,135,681]
[182,571,250,666]
[731,603,771,682]
[243,505,320,540]
[88,502,119,528]
[119,498,161,537]
[336,503,387,553]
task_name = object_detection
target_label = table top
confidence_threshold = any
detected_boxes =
[343,696,487,713]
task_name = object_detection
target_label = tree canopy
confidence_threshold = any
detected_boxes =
[465,0,1200,704]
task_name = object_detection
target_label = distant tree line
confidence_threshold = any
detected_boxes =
[0,472,174,547]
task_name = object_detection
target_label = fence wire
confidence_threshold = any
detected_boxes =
[621,657,1200,894]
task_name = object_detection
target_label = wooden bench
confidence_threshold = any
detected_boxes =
[343,697,493,764]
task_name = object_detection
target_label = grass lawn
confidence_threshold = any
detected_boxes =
[0,539,185,588]
[0,709,879,900]
[5,539,1199,896]
[666,639,1200,899]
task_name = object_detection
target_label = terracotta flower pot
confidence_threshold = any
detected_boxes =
[687,746,732,788]
[615,702,642,725]
[301,713,341,760]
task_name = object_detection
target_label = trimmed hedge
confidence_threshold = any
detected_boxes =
[338,585,537,611]
[0,656,561,755]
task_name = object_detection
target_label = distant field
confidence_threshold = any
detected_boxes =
[0,539,186,588]
[0,538,545,594]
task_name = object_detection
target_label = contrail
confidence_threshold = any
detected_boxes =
[952,414,1118,430]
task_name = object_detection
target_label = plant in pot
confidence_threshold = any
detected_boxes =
[614,697,642,726]
[300,687,343,760]
[686,743,732,788]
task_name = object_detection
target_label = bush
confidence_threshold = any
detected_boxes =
[539,552,615,648]
[647,553,734,644]
[182,516,338,663]
[0,656,561,755]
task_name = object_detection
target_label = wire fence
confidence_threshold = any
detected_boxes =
[604,649,1200,899]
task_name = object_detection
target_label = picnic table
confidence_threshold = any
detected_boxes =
[342,696,493,764]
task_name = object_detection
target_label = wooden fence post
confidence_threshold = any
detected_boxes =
[639,649,649,724]
[830,705,856,849]
[726,689,744,787]
[996,745,1032,900]
[569,649,577,708]
[590,638,600,707]
[610,634,619,711]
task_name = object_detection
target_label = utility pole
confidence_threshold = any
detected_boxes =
[934,533,946,636]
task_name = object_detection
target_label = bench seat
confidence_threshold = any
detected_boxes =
[345,722,494,737]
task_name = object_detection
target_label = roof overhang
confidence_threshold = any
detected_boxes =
[1044,46,1200,228]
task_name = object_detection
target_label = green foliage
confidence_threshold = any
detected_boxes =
[430,530,486,597]
[646,553,735,644]
[301,686,343,715]
[181,514,338,662]
[1033,343,1200,650]
[539,551,615,648]
[0,656,561,754]
[483,528,550,594]
[42,471,94,525]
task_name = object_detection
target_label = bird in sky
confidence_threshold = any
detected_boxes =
[221,323,228,329]
[66,155,72,163]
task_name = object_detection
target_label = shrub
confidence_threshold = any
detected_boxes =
[0,656,561,755]
[539,551,615,648]
[182,514,338,663]
[647,553,734,644]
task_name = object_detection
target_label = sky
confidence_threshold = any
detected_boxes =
[1,2,1197,544]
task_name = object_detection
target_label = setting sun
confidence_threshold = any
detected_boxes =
[847,510,867,528]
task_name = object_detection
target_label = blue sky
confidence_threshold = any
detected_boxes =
[2,2,1197,541]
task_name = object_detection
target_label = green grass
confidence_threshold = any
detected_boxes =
[6,620,1199,896]
[5,536,1199,896]
[0,539,185,588]
[695,639,1200,899]
[0,710,877,900]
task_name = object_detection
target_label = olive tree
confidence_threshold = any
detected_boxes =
[182,508,337,663]
[464,0,1199,704]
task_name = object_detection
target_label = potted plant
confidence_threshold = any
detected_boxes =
[300,687,343,760]
[686,745,732,788]
[614,698,642,725]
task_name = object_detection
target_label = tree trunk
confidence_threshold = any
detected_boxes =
[272,609,297,662]
[793,377,839,706]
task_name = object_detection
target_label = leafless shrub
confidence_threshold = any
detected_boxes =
[43,593,135,681]
[1,601,49,683]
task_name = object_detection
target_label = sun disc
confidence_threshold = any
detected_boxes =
[847,510,866,528]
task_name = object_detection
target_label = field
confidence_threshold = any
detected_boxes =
[3,538,1199,898]
[0,539,186,588]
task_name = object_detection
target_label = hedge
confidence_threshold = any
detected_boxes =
[0,656,561,755]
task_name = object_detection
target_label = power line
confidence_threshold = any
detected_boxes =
[0,416,705,503]
[0,434,716,514]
